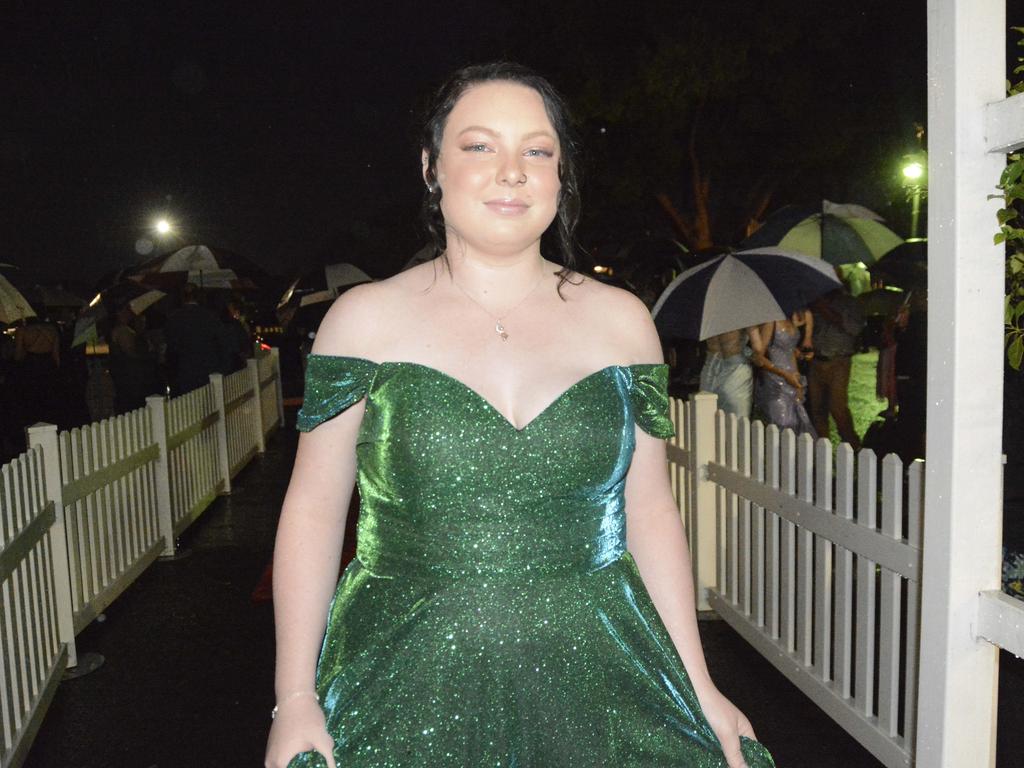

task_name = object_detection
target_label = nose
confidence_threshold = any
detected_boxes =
[497,155,527,186]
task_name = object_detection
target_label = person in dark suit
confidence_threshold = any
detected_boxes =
[163,283,230,395]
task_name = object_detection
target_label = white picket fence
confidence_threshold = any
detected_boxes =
[0,348,283,768]
[668,393,923,767]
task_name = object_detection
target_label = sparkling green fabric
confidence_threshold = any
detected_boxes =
[289,355,773,767]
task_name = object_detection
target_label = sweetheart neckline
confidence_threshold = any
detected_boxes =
[307,354,666,433]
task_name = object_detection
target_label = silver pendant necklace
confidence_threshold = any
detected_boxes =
[452,263,548,342]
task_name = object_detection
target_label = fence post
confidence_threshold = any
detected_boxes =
[689,392,718,611]
[248,358,266,454]
[209,373,232,494]
[272,347,284,428]
[146,395,176,556]
[26,423,77,668]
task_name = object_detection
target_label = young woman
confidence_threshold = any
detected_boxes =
[752,310,816,437]
[265,62,773,768]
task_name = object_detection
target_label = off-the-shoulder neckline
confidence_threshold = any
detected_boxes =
[305,355,667,432]
[306,353,666,371]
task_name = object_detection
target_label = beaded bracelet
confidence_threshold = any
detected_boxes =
[271,690,320,720]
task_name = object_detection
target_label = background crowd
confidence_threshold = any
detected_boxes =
[0,283,254,463]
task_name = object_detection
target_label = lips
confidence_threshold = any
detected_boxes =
[484,198,530,216]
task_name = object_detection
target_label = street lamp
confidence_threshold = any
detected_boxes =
[901,152,928,240]
[135,215,177,256]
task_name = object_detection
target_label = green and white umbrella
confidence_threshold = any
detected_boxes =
[742,200,904,266]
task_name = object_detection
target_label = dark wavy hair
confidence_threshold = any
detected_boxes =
[419,61,582,293]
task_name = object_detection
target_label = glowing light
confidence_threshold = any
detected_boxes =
[902,162,924,181]
[155,219,172,235]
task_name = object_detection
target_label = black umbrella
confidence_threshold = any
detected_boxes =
[871,239,927,288]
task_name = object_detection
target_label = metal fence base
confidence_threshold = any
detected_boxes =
[62,651,104,680]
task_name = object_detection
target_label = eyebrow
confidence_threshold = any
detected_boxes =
[457,126,556,141]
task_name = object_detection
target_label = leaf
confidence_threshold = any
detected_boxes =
[1009,335,1024,370]
[997,231,1008,245]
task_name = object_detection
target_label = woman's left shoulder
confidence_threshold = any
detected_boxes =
[568,274,650,317]
[567,275,661,361]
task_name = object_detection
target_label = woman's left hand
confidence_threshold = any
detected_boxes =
[695,685,757,768]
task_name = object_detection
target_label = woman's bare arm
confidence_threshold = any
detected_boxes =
[266,287,379,768]
[621,297,755,767]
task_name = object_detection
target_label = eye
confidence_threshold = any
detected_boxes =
[524,148,555,158]
[462,143,491,152]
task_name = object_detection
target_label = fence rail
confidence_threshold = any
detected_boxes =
[0,349,283,768]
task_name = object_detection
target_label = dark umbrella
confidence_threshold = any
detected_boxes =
[857,287,907,317]
[870,239,927,288]
[652,248,841,340]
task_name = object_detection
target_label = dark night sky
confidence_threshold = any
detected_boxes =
[1,1,1021,289]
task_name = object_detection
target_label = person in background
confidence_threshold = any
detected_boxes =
[807,285,865,449]
[223,297,253,373]
[163,283,230,395]
[109,305,149,412]
[13,316,61,430]
[893,289,928,460]
[751,309,816,437]
[700,328,758,418]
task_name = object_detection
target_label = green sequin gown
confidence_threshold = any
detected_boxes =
[288,355,774,768]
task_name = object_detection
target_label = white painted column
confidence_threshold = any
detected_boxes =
[916,1,1006,765]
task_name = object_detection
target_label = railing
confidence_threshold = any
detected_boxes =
[49,407,164,635]
[163,381,223,537]
[0,449,68,768]
[0,350,284,768]
[668,394,923,768]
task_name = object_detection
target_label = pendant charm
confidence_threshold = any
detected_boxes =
[496,320,509,341]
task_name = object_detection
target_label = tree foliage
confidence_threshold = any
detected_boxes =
[513,0,925,254]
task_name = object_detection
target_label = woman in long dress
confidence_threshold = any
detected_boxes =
[265,62,773,768]
[752,310,816,437]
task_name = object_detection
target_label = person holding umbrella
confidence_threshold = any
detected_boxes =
[807,282,865,449]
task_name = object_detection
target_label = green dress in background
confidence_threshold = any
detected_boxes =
[288,355,774,768]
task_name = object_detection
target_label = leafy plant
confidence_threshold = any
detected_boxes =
[1002,28,1024,368]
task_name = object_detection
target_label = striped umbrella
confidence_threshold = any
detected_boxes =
[742,200,904,266]
[652,248,841,340]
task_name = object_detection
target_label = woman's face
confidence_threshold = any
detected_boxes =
[431,81,561,257]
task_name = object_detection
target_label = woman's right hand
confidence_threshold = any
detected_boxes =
[784,371,804,396]
[264,697,337,768]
